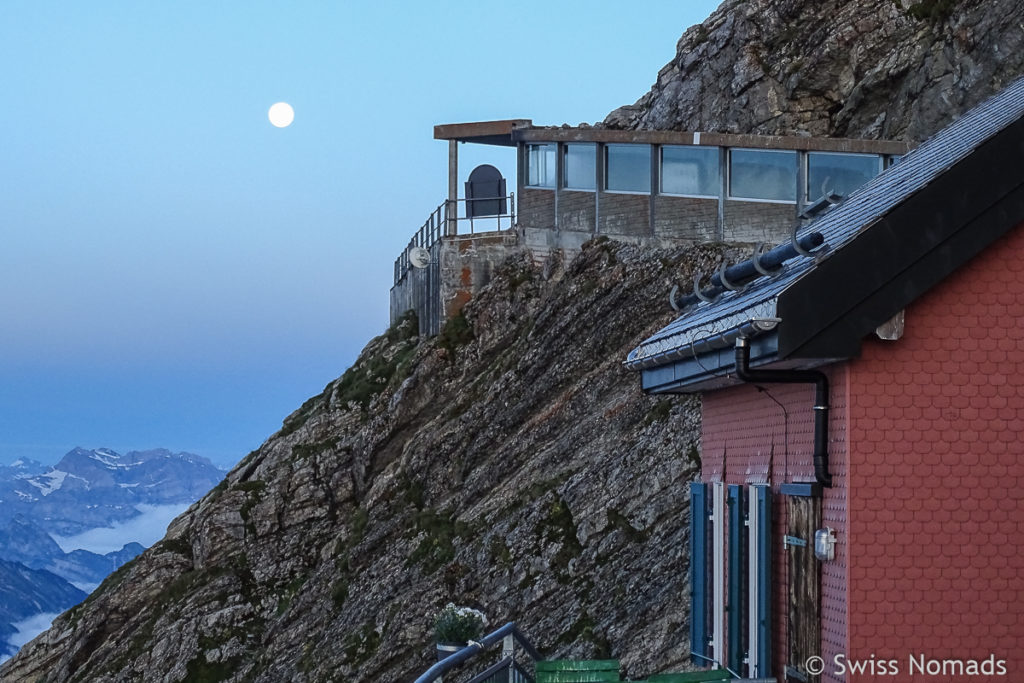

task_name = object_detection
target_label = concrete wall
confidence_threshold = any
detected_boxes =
[654,195,719,243]
[518,188,555,230]
[558,189,595,232]
[521,226,593,260]
[389,241,443,336]
[390,219,684,338]
[722,199,797,244]
[520,185,799,246]
[438,231,519,322]
[598,191,650,237]
[390,231,521,338]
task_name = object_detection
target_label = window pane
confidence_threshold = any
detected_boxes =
[564,143,596,190]
[729,149,797,201]
[662,146,720,196]
[606,144,651,193]
[527,144,556,188]
[807,152,881,199]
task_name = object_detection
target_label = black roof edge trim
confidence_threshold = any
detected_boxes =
[778,116,1024,360]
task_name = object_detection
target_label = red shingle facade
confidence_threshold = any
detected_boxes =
[700,222,1024,681]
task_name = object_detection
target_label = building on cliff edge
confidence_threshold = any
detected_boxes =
[390,120,908,336]
[626,76,1024,682]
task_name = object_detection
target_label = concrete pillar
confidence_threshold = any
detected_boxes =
[447,140,458,236]
[650,144,659,237]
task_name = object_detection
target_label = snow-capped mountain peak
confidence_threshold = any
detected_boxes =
[23,470,85,497]
[2,448,226,536]
[88,448,124,468]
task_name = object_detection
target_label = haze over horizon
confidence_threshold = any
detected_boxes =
[0,1,720,469]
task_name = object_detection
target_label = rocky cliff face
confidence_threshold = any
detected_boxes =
[603,0,1024,142]
[6,2,1021,680]
[1,241,736,682]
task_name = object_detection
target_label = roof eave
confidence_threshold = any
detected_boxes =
[637,330,781,394]
[778,115,1024,359]
[433,119,533,146]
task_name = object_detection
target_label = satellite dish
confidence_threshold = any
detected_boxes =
[409,246,431,269]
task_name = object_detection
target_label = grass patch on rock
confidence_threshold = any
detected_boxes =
[901,0,958,21]
[406,509,474,574]
[342,623,381,666]
[333,310,420,411]
[643,398,673,425]
[438,310,474,356]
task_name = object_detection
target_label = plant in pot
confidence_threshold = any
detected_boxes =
[434,602,487,661]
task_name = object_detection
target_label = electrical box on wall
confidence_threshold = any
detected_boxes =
[814,527,836,561]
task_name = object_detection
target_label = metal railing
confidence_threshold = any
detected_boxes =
[393,194,516,285]
[456,193,516,235]
[465,657,533,683]
[414,622,541,683]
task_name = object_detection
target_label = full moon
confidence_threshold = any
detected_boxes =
[268,102,294,128]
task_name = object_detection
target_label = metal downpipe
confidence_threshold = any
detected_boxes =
[734,338,833,487]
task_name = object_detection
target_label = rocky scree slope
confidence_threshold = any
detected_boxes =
[1,240,740,682]
[603,0,1024,142]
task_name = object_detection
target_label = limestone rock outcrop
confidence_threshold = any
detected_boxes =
[603,0,1024,142]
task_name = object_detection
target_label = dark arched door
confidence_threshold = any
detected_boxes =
[465,164,507,218]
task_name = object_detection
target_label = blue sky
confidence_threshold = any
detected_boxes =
[0,1,721,468]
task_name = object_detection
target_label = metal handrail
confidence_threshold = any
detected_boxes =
[413,622,541,683]
[464,656,532,683]
[450,194,517,235]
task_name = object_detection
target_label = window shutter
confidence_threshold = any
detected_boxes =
[689,482,709,665]
[748,484,772,678]
[727,484,747,673]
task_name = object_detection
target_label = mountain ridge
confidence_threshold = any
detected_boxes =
[602,0,1024,142]
[5,0,1024,680]
[0,447,225,536]
[0,560,87,659]
[0,448,226,662]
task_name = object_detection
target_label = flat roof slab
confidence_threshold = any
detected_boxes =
[433,119,533,146]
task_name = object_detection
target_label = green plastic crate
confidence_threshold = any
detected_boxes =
[536,659,620,683]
